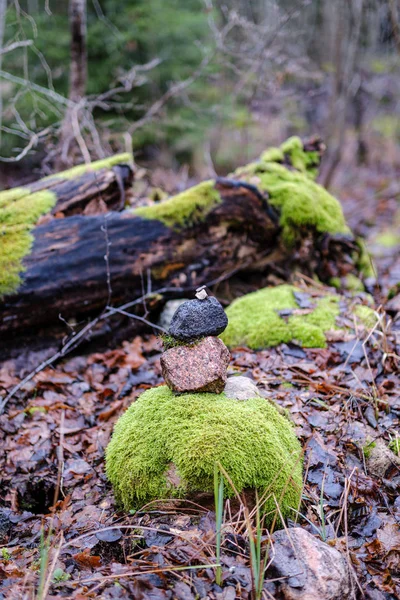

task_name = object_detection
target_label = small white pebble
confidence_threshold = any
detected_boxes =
[195,286,208,300]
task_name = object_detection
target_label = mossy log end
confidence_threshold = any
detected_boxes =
[0,140,360,360]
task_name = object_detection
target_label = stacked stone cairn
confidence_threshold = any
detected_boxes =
[160,287,230,394]
[106,286,303,515]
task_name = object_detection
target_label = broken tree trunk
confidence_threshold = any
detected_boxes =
[0,138,361,360]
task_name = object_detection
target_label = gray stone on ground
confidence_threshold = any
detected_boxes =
[224,376,260,401]
[265,527,355,600]
[366,438,400,479]
[161,336,230,393]
[169,296,228,341]
[345,421,400,479]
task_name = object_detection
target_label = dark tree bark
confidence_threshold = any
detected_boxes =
[44,165,132,216]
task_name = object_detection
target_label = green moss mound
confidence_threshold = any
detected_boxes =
[106,386,303,521]
[134,180,221,228]
[0,153,132,297]
[261,136,320,177]
[221,284,339,350]
[236,137,349,244]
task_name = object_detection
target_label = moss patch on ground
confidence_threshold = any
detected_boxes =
[343,274,365,292]
[362,440,376,459]
[374,230,400,248]
[221,284,340,350]
[106,385,303,522]
[0,153,132,297]
[389,438,400,456]
[356,239,376,279]
[221,284,380,350]
[353,305,378,329]
[134,180,221,228]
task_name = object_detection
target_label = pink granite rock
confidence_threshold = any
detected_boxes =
[161,336,230,393]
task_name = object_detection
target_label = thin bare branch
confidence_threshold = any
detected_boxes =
[0,39,33,55]
[0,69,72,106]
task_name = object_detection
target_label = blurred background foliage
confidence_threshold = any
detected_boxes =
[1,0,400,183]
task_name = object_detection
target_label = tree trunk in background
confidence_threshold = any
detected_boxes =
[56,0,88,168]
[0,0,7,147]
[68,0,87,104]
[389,0,400,54]
[320,0,364,188]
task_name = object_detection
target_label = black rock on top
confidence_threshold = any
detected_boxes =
[168,296,228,341]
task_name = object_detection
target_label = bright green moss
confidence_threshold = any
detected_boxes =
[362,440,376,459]
[236,138,349,245]
[344,274,365,292]
[220,285,339,350]
[221,285,297,349]
[0,190,56,296]
[371,115,400,139]
[134,180,221,228]
[42,153,133,181]
[106,385,303,522]
[250,163,348,244]
[374,230,400,248]
[0,190,56,226]
[0,228,34,296]
[389,438,400,456]
[290,296,340,347]
[0,187,27,209]
[280,136,320,177]
[353,305,377,329]
[329,277,341,289]
[260,136,320,177]
[260,147,285,163]
[356,239,375,279]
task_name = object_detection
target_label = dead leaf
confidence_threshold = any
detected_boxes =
[377,522,400,554]
[73,549,101,569]
[98,400,124,421]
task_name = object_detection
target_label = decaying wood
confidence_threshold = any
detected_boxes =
[0,142,359,360]
[27,164,133,216]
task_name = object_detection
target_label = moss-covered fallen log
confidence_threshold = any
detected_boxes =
[0,139,362,360]
[0,153,133,297]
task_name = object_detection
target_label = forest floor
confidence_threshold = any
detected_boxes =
[0,145,399,600]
